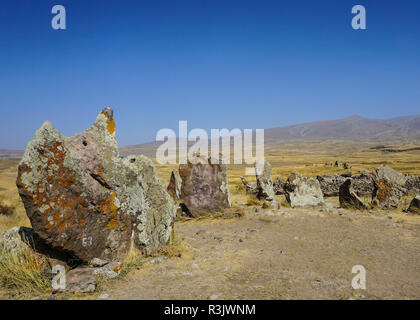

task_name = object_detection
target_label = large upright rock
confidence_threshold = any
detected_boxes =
[372,165,407,209]
[167,168,182,201]
[284,173,324,207]
[16,108,174,264]
[123,155,176,254]
[408,195,420,214]
[339,179,369,210]
[178,155,231,217]
[255,159,274,201]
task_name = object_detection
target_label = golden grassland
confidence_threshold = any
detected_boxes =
[0,140,419,298]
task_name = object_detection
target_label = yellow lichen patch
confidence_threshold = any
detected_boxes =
[98,192,119,230]
[101,111,115,135]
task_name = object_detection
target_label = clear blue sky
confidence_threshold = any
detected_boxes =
[0,0,419,149]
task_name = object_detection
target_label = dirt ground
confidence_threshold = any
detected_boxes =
[104,202,420,300]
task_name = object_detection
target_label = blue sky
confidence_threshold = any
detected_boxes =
[0,0,419,149]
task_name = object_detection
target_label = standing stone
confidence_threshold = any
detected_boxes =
[239,176,257,193]
[16,108,174,264]
[339,179,369,210]
[284,173,324,207]
[123,155,176,254]
[178,155,231,217]
[167,168,182,200]
[372,165,407,209]
[255,159,274,201]
[408,195,420,214]
[273,177,285,195]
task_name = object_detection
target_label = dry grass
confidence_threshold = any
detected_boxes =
[0,248,52,297]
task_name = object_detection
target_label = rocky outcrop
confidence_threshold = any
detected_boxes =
[123,155,176,254]
[408,195,420,214]
[372,165,407,209]
[167,168,182,200]
[339,179,370,210]
[177,155,231,217]
[255,159,274,201]
[317,173,374,197]
[16,108,175,265]
[284,173,324,207]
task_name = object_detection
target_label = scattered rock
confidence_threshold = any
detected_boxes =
[284,173,324,207]
[177,155,231,217]
[98,293,111,300]
[339,179,370,210]
[191,263,199,269]
[317,173,373,197]
[62,267,97,293]
[209,294,219,300]
[408,194,420,214]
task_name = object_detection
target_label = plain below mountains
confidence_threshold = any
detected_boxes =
[2,114,420,160]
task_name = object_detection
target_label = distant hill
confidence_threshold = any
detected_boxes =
[2,114,420,160]
[120,114,420,158]
[264,115,420,142]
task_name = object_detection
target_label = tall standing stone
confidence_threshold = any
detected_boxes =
[178,155,231,217]
[123,155,176,254]
[284,172,324,207]
[372,165,407,209]
[408,195,420,214]
[167,168,182,201]
[255,159,274,201]
[16,108,175,264]
[339,179,369,210]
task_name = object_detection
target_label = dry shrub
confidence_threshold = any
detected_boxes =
[0,201,15,216]
[246,195,261,206]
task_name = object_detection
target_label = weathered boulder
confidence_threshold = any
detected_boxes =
[167,168,182,200]
[284,173,324,207]
[273,177,285,195]
[0,226,70,271]
[178,155,231,217]
[408,195,420,214]
[255,159,274,201]
[405,176,420,193]
[339,179,370,210]
[372,165,407,209]
[122,155,176,254]
[16,108,175,264]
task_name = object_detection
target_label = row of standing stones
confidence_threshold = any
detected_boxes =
[239,159,420,213]
[0,108,419,294]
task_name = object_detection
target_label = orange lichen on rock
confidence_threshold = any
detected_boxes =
[102,111,115,135]
[98,192,119,230]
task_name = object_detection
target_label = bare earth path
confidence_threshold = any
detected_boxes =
[107,204,420,300]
